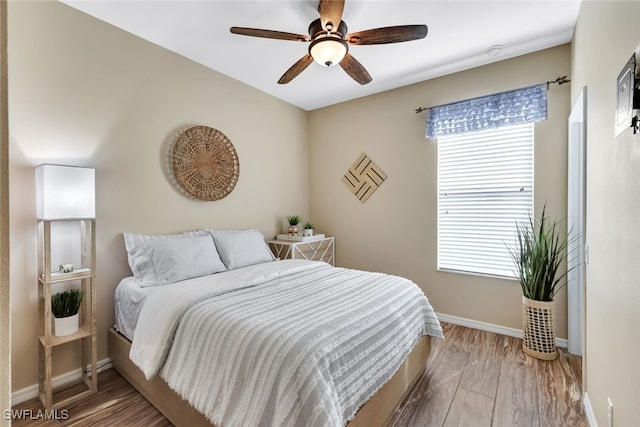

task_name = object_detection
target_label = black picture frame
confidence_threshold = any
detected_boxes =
[615,54,636,137]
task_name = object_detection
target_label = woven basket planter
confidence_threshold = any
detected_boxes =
[521,296,556,360]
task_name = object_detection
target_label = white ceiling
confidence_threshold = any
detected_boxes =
[61,0,582,111]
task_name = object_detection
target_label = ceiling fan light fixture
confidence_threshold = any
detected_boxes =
[309,38,348,67]
[230,2,428,84]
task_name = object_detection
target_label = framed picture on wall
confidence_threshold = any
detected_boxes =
[615,54,636,137]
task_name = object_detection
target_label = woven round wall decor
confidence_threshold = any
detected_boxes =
[171,126,239,201]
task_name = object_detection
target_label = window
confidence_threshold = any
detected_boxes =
[437,123,534,278]
[427,84,546,278]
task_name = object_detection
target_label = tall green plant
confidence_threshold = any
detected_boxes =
[51,289,83,318]
[510,206,572,302]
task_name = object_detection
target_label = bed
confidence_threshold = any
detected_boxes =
[109,229,443,427]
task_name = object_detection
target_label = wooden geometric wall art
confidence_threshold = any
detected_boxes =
[342,152,387,203]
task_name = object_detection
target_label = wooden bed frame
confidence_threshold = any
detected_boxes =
[108,328,431,426]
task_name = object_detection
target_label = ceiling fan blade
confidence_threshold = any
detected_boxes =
[230,27,309,42]
[346,25,428,45]
[340,53,372,85]
[278,54,314,84]
[318,0,345,32]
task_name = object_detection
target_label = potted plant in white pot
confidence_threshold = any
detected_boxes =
[303,222,315,237]
[510,206,572,360]
[52,289,83,337]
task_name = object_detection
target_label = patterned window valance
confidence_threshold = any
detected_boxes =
[425,84,548,139]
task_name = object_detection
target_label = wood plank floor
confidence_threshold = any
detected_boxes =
[388,323,587,427]
[12,323,587,426]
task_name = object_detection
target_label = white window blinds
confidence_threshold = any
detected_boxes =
[437,123,534,278]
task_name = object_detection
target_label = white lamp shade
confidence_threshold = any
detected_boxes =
[310,39,347,67]
[36,164,95,220]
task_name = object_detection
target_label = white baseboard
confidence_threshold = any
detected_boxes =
[436,312,568,348]
[583,392,598,427]
[11,358,112,406]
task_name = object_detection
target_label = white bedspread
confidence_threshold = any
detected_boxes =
[130,260,443,427]
[114,276,157,341]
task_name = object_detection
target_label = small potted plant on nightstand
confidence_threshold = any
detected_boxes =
[51,289,83,337]
[286,215,301,236]
[303,222,315,237]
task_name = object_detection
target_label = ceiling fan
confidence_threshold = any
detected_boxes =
[230,0,428,85]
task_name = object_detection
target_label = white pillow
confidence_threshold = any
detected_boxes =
[133,234,226,286]
[124,229,210,279]
[213,229,275,270]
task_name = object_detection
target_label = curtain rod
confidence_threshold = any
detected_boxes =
[414,75,571,114]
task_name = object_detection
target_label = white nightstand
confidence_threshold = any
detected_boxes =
[268,236,335,266]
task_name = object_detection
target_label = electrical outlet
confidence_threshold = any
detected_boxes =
[607,397,614,427]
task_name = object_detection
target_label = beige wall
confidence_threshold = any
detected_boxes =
[8,2,639,423]
[309,45,571,336]
[8,1,308,391]
[8,0,580,405]
[1,0,11,415]
[571,1,640,426]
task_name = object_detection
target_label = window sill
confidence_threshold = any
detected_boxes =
[437,267,518,282]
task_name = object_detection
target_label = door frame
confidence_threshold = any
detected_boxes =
[567,86,587,384]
